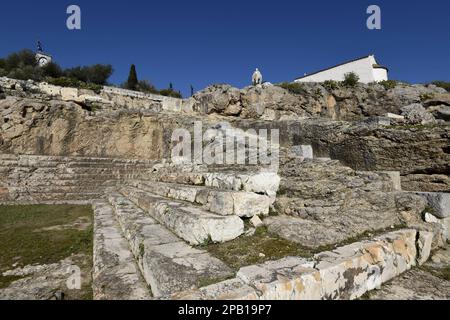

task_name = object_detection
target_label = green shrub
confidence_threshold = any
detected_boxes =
[4,50,37,70]
[379,80,398,90]
[314,88,323,98]
[342,72,359,87]
[42,62,64,79]
[137,80,159,94]
[46,77,103,93]
[64,64,113,85]
[0,49,114,86]
[431,81,450,92]
[8,65,42,81]
[420,93,435,101]
[322,80,339,91]
[277,82,306,95]
[159,88,182,98]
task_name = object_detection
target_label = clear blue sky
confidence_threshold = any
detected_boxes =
[1,0,449,96]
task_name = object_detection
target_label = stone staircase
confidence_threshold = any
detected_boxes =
[118,163,279,245]
[93,164,280,298]
[0,154,157,202]
[94,193,235,298]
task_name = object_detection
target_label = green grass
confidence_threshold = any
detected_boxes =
[200,224,408,273]
[0,204,93,298]
[200,226,314,272]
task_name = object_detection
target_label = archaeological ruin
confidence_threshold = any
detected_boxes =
[0,76,449,300]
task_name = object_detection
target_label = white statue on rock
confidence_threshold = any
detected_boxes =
[252,68,262,86]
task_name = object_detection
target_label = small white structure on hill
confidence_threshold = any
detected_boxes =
[294,54,388,84]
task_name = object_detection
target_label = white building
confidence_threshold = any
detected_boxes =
[294,54,388,84]
[35,52,52,67]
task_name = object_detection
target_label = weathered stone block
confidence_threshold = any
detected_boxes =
[92,202,152,300]
[377,171,402,191]
[290,145,313,159]
[122,188,244,245]
[413,192,450,218]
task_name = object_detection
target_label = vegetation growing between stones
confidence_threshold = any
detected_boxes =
[322,80,339,91]
[420,93,435,101]
[201,224,408,272]
[276,82,306,95]
[0,204,93,299]
[197,275,235,288]
[201,226,314,271]
[379,80,399,90]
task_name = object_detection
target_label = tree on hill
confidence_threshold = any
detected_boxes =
[125,64,138,90]
[65,64,113,85]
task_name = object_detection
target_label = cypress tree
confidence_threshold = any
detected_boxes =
[126,64,138,90]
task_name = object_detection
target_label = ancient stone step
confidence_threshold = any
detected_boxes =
[107,193,234,297]
[11,192,104,201]
[92,201,152,300]
[172,229,430,300]
[154,170,280,197]
[6,186,109,193]
[130,181,273,217]
[0,153,156,165]
[120,186,244,245]
[3,180,115,187]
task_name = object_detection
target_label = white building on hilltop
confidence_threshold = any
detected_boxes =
[294,54,388,84]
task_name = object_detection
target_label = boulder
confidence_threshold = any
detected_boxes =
[401,103,436,125]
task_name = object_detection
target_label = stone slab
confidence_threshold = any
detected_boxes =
[92,201,152,300]
[121,187,244,245]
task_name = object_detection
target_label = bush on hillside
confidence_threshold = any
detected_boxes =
[159,88,182,98]
[136,80,159,94]
[378,80,399,90]
[322,80,339,91]
[65,64,113,85]
[431,81,450,92]
[277,82,306,95]
[342,72,359,87]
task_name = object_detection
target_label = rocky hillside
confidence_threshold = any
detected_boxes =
[190,82,450,122]
[1,77,449,192]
